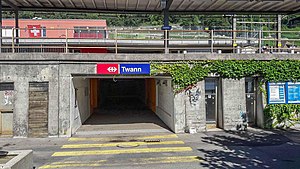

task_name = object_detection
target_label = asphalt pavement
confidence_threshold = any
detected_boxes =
[0,127,299,169]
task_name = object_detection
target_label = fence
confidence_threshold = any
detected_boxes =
[0,28,299,54]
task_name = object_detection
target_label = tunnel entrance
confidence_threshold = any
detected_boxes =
[71,77,173,136]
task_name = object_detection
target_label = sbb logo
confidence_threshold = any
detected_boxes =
[97,64,119,75]
[107,67,117,73]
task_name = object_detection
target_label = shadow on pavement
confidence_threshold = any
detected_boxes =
[198,129,291,169]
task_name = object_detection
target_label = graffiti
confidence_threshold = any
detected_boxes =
[3,91,13,106]
[187,88,201,106]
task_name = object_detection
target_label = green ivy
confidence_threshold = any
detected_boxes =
[151,60,300,128]
[151,60,300,91]
[264,104,300,129]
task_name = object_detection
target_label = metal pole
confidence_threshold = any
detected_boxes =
[163,7,169,54]
[65,29,68,53]
[11,28,14,53]
[115,29,118,54]
[211,30,214,53]
[15,10,19,45]
[277,14,282,52]
[259,30,262,54]
[232,15,237,53]
[165,30,168,54]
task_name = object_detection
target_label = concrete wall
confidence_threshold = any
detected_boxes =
[174,81,206,133]
[71,78,90,135]
[0,64,59,137]
[0,150,33,169]
[156,79,175,132]
[221,78,247,130]
[256,77,266,128]
[0,53,268,136]
[59,64,96,137]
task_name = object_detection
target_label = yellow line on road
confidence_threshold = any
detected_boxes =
[40,163,103,168]
[40,156,202,168]
[68,134,178,142]
[52,147,192,156]
[62,140,185,148]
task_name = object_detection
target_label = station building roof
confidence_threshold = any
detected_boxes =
[2,0,300,14]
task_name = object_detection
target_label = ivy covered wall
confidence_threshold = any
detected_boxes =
[151,60,300,129]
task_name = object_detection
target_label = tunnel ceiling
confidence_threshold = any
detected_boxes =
[3,0,300,14]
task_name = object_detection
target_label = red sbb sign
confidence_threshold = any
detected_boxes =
[97,64,119,75]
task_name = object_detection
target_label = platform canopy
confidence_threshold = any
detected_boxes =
[2,0,300,14]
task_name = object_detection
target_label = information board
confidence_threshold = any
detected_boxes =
[267,83,286,104]
[287,82,300,104]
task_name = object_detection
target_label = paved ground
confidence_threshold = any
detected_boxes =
[0,127,300,169]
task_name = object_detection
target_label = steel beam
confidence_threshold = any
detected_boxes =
[46,0,56,7]
[34,0,43,7]
[80,0,86,8]
[15,6,293,15]
[68,0,76,8]
[2,0,20,10]
[57,0,65,8]
[92,0,97,8]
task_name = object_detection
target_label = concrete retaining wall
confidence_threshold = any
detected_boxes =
[0,64,59,137]
[156,79,175,132]
[0,150,33,169]
[71,78,90,135]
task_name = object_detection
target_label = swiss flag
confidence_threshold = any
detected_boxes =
[28,25,41,38]
[97,64,119,75]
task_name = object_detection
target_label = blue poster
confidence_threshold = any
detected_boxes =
[287,82,300,104]
[267,83,286,104]
[120,64,150,75]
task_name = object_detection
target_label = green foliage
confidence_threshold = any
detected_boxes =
[151,60,300,91]
[264,104,300,129]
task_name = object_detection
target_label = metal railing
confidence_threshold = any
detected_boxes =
[0,28,299,54]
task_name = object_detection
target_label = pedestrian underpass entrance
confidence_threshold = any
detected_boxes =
[71,76,174,136]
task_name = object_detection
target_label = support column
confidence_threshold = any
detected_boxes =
[15,10,19,44]
[232,15,237,53]
[163,7,170,54]
[277,14,282,51]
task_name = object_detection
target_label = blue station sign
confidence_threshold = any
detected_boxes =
[120,64,150,75]
[267,82,286,104]
[267,82,300,104]
[287,82,300,104]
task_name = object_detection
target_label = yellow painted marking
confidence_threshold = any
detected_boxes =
[52,147,192,156]
[52,160,105,165]
[62,140,184,149]
[128,156,202,164]
[68,134,178,142]
[40,163,103,168]
[40,156,202,168]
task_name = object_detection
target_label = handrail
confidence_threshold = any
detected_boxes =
[0,28,299,54]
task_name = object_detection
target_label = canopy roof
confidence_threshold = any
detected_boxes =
[3,0,300,14]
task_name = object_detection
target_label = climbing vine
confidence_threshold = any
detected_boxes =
[151,60,300,128]
[151,60,300,91]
